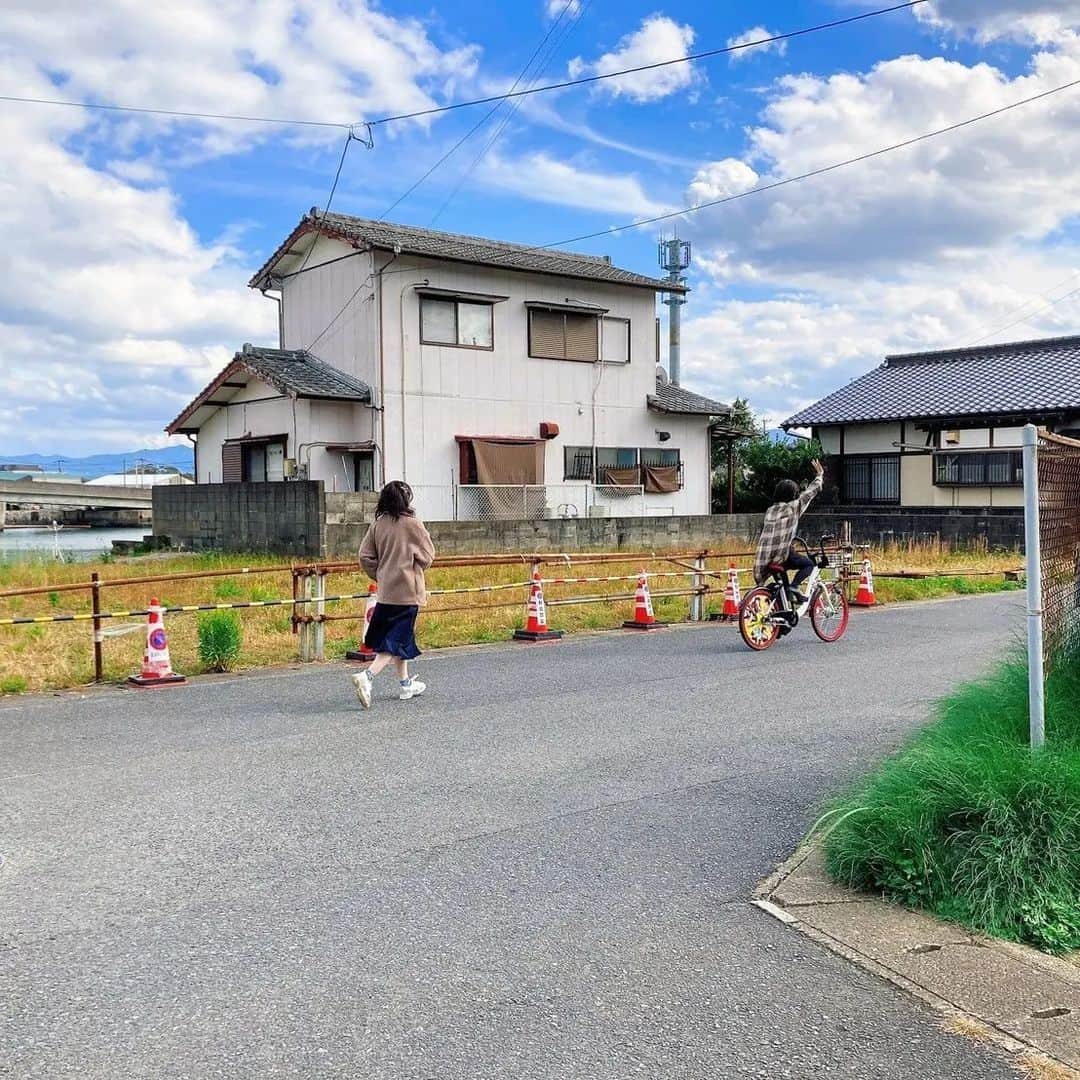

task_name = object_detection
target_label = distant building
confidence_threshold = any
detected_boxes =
[0,463,44,472]
[167,210,731,519]
[784,334,1080,508]
[85,472,193,487]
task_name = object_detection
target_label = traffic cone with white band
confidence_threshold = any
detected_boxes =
[853,558,877,607]
[721,564,742,621]
[128,598,185,687]
[345,582,379,662]
[623,570,666,630]
[513,570,562,642]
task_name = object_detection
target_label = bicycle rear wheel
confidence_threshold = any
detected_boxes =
[810,581,849,642]
[739,587,780,651]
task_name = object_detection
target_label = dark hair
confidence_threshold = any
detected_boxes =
[774,479,799,503]
[375,480,414,519]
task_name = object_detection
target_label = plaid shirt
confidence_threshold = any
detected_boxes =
[753,475,823,584]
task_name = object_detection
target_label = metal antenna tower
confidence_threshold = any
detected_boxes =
[658,235,690,386]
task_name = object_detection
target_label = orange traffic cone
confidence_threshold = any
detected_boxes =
[513,570,563,642]
[624,570,666,630]
[346,582,379,662]
[128,598,185,687]
[853,558,876,607]
[721,563,742,621]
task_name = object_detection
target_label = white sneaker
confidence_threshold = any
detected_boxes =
[399,678,426,701]
[352,671,372,709]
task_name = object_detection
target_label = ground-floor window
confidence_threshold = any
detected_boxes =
[933,450,1023,486]
[840,454,900,504]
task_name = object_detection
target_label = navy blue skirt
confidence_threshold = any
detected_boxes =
[365,602,421,660]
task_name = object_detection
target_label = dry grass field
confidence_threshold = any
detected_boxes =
[0,538,1023,693]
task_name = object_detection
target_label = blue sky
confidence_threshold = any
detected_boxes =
[2,0,1080,453]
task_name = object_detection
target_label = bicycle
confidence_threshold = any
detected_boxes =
[738,534,850,651]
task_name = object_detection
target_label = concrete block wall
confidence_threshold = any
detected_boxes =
[153,481,326,555]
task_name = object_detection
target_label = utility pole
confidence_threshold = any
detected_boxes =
[658,236,690,386]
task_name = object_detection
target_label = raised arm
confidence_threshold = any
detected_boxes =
[797,460,825,513]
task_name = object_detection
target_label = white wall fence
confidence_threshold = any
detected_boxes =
[409,484,669,522]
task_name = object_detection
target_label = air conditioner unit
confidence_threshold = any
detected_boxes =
[588,506,609,519]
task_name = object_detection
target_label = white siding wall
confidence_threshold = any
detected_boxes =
[330,255,710,514]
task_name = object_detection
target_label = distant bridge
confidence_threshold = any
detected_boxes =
[0,479,153,526]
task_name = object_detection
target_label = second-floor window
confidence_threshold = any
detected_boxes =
[529,308,599,362]
[420,297,493,349]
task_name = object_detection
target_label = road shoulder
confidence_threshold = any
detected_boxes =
[755,844,1080,1077]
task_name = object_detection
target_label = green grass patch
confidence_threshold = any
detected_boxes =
[197,610,243,672]
[874,576,1023,604]
[0,674,27,694]
[824,650,1080,953]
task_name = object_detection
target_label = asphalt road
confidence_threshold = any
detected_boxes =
[2,592,1026,1079]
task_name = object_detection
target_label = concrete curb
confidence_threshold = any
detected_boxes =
[754,843,1080,1077]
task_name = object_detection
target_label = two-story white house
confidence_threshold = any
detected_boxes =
[167,210,729,520]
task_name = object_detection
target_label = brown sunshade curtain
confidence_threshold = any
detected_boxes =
[643,465,680,493]
[604,466,640,487]
[472,440,545,485]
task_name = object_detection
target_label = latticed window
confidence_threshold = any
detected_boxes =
[934,450,1022,486]
[841,454,899,504]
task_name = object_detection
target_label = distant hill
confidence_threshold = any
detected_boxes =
[0,446,194,480]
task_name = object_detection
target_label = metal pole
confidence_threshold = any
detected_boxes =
[669,290,681,386]
[1022,424,1045,750]
[91,571,103,683]
[314,571,326,661]
[690,554,705,622]
[726,440,735,516]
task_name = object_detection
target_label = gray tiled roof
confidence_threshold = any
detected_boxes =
[237,344,372,401]
[784,334,1080,429]
[251,210,683,293]
[166,345,370,434]
[648,379,731,416]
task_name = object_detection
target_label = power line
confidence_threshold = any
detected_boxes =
[297,75,1080,356]
[967,279,1080,346]
[429,0,593,226]
[289,130,368,278]
[0,93,355,130]
[0,2,928,134]
[369,1,928,126]
[544,77,1080,249]
[378,0,579,220]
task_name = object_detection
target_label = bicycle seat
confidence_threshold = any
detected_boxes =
[766,562,786,572]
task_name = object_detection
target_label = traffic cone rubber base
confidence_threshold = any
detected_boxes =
[513,627,563,642]
[127,672,187,688]
[623,617,668,630]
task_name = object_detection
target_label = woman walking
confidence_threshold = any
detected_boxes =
[351,480,435,709]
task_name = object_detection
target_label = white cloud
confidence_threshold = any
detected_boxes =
[726,26,787,63]
[677,39,1080,425]
[915,0,1080,43]
[570,16,696,103]
[545,0,582,18]
[0,1,481,454]
[480,152,669,217]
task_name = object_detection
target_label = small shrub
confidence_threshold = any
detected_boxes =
[0,675,28,694]
[47,591,61,607]
[197,611,242,672]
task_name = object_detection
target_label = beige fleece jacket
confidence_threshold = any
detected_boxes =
[358,513,436,606]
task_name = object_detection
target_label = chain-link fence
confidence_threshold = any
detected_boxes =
[1037,430,1080,668]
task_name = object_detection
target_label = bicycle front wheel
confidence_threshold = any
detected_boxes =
[810,581,849,642]
[739,587,780,651]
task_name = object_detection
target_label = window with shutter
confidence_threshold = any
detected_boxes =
[564,313,598,361]
[221,442,242,483]
[529,309,565,359]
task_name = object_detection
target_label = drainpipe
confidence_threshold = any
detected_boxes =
[260,286,284,349]
[399,276,430,483]
[375,251,400,486]
[185,434,198,484]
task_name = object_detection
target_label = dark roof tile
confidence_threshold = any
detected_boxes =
[648,379,730,416]
[785,334,1080,428]
[251,210,682,293]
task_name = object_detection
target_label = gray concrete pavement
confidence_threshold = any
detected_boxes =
[2,592,1026,1078]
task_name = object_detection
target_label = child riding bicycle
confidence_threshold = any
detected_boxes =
[752,460,825,607]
